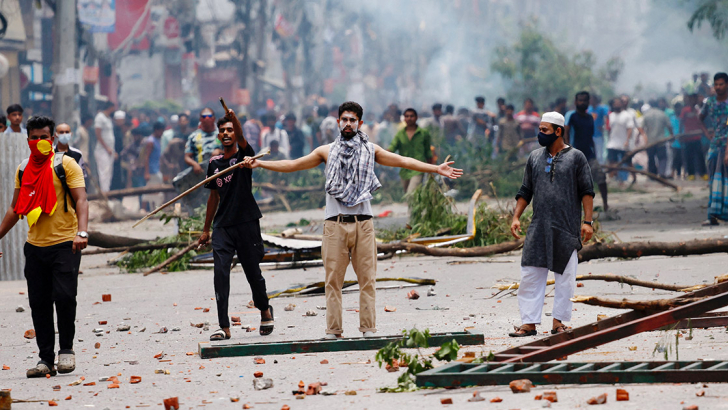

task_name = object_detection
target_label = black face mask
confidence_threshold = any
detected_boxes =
[537,131,559,147]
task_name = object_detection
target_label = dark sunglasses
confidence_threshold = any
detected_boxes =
[200,114,214,119]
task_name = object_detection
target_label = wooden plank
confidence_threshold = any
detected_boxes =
[198,330,484,359]
[416,360,728,388]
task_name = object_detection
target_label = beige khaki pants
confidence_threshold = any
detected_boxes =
[401,173,424,194]
[322,218,377,334]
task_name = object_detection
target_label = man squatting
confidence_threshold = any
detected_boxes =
[509,111,594,337]
[243,101,463,338]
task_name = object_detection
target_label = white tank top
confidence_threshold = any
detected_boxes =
[325,193,373,219]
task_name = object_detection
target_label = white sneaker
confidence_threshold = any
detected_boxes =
[362,331,375,338]
[57,351,75,374]
[324,333,341,340]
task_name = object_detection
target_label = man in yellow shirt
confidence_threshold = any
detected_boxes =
[0,115,89,378]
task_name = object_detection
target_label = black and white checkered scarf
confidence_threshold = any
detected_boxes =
[325,130,381,207]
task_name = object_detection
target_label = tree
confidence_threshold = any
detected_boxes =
[687,0,728,40]
[491,25,622,111]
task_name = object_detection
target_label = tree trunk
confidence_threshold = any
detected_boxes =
[376,238,525,257]
[571,295,706,310]
[578,237,728,263]
[88,231,149,248]
[143,242,198,276]
[601,165,679,190]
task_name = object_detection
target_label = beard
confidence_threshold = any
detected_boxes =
[341,128,357,139]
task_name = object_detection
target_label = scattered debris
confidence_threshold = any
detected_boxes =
[509,379,533,393]
[587,393,607,405]
[155,369,171,375]
[306,382,322,395]
[320,359,329,364]
[696,390,705,397]
[171,327,181,331]
[316,305,326,310]
[16,306,24,312]
[23,329,35,339]
[543,391,558,403]
[407,290,420,300]
[102,294,112,302]
[305,310,318,316]
[163,397,179,410]
[284,304,296,311]
[230,397,240,402]
[254,357,265,364]
[345,390,357,395]
[384,306,397,312]
[155,327,168,334]
[254,371,263,378]
[116,325,131,332]
[253,378,274,390]
[1,365,9,371]
[153,351,165,359]
[440,397,453,405]
[247,300,255,308]
[616,389,629,401]
[191,322,204,328]
[490,397,502,403]
[130,376,141,384]
[468,391,485,402]
[427,286,437,296]
[683,405,699,410]
[231,316,241,323]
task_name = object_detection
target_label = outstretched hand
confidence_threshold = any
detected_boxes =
[437,161,463,179]
[242,156,260,169]
[224,108,237,121]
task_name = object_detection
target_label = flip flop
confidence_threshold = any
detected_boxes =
[551,325,570,334]
[508,325,537,337]
[260,306,274,336]
[209,329,230,341]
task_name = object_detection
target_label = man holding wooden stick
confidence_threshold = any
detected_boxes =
[197,108,274,340]
[509,112,594,337]
[242,101,463,339]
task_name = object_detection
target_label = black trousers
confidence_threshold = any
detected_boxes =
[212,220,269,328]
[24,241,81,364]
[672,147,684,176]
[647,145,667,176]
[684,140,707,176]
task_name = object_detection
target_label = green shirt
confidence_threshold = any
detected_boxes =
[389,126,432,179]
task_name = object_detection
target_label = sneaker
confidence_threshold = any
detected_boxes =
[362,331,375,338]
[324,333,342,340]
[687,175,696,181]
[26,361,57,378]
[57,350,75,374]
[702,174,709,181]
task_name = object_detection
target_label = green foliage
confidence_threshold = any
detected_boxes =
[375,328,459,393]
[491,24,622,111]
[131,99,184,115]
[117,240,198,273]
[688,0,728,39]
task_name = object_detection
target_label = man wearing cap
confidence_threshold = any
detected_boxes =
[111,110,127,190]
[509,111,594,337]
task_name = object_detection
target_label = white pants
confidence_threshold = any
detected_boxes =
[518,250,578,325]
[94,147,113,192]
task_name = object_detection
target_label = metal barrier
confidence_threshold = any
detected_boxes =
[0,135,28,281]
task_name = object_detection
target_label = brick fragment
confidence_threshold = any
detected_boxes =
[490,397,503,403]
[543,391,558,403]
[509,379,533,393]
[23,329,35,339]
[616,389,629,401]
[48,400,58,406]
[587,393,607,405]
[130,376,141,384]
[163,397,179,410]
[101,294,111,302]
[440,398,453,404]
[320,359,328,364]
[254,371,263,378]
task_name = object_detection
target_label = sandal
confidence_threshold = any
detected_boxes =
[26,361,57,378]
[209,328,230,341]
[260,306,274,336]
[508,325,537,337]
[551,325,570,334]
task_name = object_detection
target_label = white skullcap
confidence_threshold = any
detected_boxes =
[541,111,565,127]
[641,104,651,113]
[113,110,126,120]
[170,114,179,123]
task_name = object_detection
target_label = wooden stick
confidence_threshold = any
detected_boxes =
[219,97,230,113]
[492,274,703,292]
[601,165,679,190]
[132,149,269,228]
[83,241,191,255]
[143,242,198,276]
[570,295,706,311]
[616,130,703,166]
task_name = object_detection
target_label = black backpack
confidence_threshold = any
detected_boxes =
[17,153,76,212]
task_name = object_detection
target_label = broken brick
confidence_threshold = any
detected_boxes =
[94,342,101,349]
[543,391,558,403]
[154,351,164,359]
[467,391,485,402]
[577,282,584,287]
[98,321,107,325]
[230,397,240,402]
[320,359,329,364]
[696,390,705,397]
[281,406,290,410]
[243,405,252,409]
[191,323,204,328]
[203,308,210,313]
[101,294,111,302]
[23,329,35,339]
[406,290,420,300]
[52,385,61,391]
[107,383,119,389]
[65,396,72,400]
[48,400,58,406]
[587,393,607,405]
[186,352,195,356]
[163,397,179,410]
[83,382,95,386]
[306,382,322,395]
[254,371,263,378]
[385,363,399,372]
[231,316,241,323]
[440,398,453,405]
[129,376,141,384]
[509,379,533,393]
[384,306,397,312]
[254,357,265,364]
[490,397,503,403]
[1,365,9,370]
[534,394,543,400]
[683,406,698,410]
[616,389,629,401]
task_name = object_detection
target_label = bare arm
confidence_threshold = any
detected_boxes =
[245,145,327,172]
[143,140,154,180]
[225,109,247,150]
[69,186,89,253]
[0,188,20,243]
[198,190,219,247]
[581,194,594,242]
[373,144,463,179]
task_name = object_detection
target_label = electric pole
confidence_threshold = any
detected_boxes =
[52,0,78,125]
